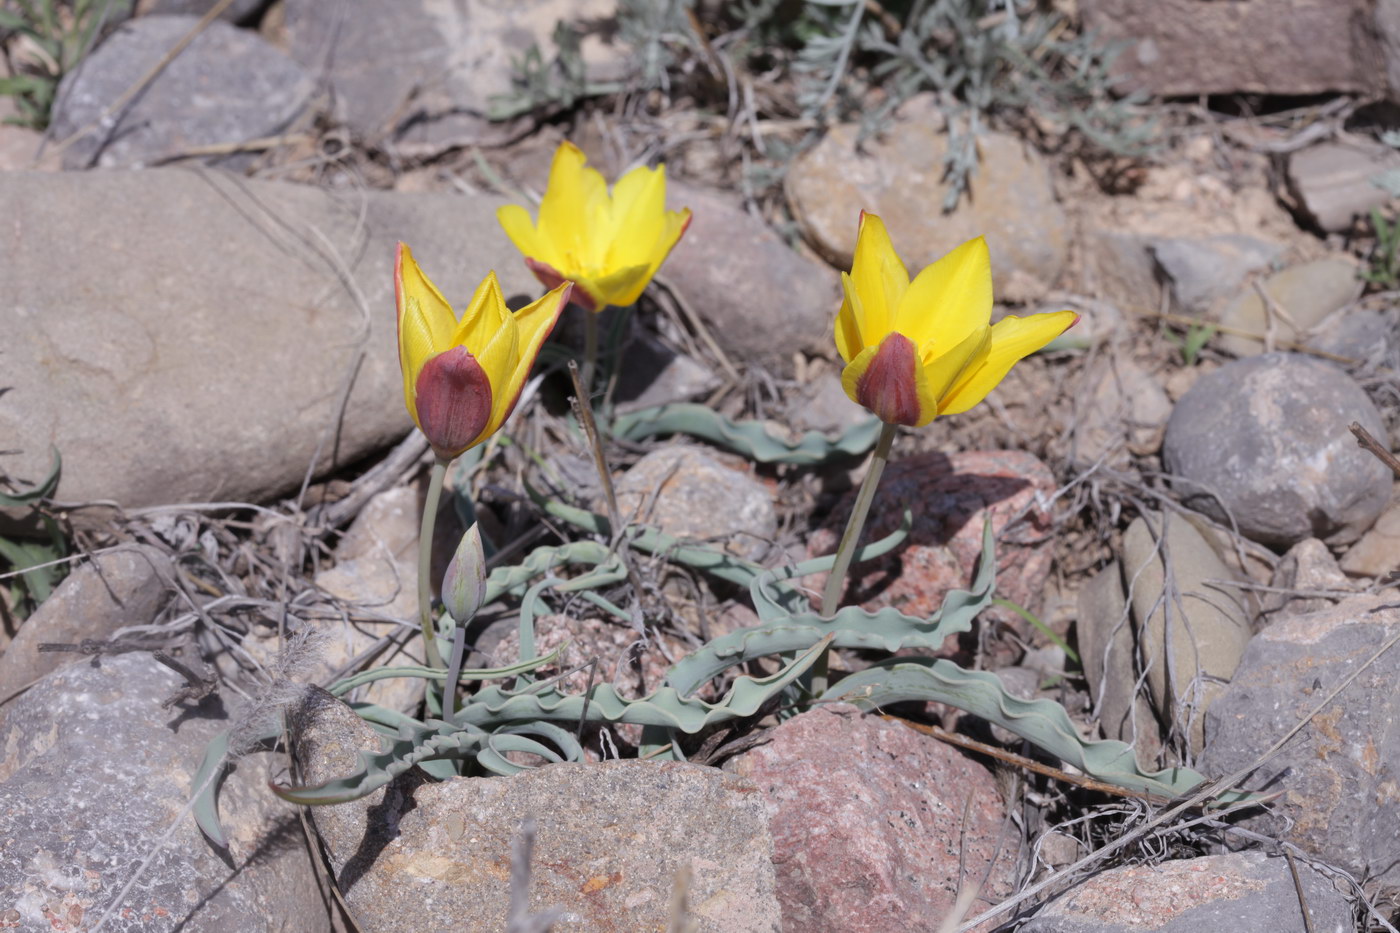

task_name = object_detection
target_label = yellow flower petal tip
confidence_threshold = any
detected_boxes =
[395,243,571,460]
[496,140,691,312]
[835,215,1076,427]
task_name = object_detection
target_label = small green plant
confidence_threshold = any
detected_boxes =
[1165,320,1217,366]
[1362,207,1400,290]
[0,448,66,622]
[0,0,130,128]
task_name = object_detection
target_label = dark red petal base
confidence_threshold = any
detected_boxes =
[856,332,923,427]
[415,346,493,458]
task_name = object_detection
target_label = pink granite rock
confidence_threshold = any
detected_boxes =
[727,704,1014,932]
[810,449,1056,625]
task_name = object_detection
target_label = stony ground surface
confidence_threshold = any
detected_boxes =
[2,2,1400,932]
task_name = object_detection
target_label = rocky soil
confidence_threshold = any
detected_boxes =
[2,1,1399,932]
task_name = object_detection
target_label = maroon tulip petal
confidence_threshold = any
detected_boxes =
[856,332,923,426]
[415,346,492,458]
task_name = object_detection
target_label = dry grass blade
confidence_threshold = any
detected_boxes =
[1350,421,1400,479]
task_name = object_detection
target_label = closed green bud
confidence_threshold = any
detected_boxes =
[442,522,487,623]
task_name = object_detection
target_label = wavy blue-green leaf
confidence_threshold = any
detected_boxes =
[611,403,880,465]
[820,660,1253,804]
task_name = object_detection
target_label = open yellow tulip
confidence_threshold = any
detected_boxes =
[396,243,571,461]
[496,141,691,312]
[836,213,1077,427]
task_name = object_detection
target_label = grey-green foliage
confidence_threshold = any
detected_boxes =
[0,0,131,128]
[610,403,881,465]
[191,503,1238,846]
[801,0,1156,209]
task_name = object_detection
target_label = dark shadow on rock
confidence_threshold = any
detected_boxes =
[336,771,422,893]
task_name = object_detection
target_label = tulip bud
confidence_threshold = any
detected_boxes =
[442,522,487,623]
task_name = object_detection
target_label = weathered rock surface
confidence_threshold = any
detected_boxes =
[139,0,267,22]
[1020,851,1351,933]
[1150,235,1283,317]
[1266,538,1354,619]
[290,688,783,931]
[1120,512,1253,754]
[666,181,839,369]
[811,449,1056,624]
[1311,307,1398,365]
[0,545,173,699]
[787,107,1068,302]
[283,0,623,153]
[1341,492,1400,578]
[0,169,541,523]
[0,653,329,932]
[50,15,313,168]
[1163,353,1391,547]
[1070,357,1172,467]
[1288,140,1400,233]
[1215,258,1362,357]
[1080,0,1386,97]
[1076,561,1161,765]
[609,446,778,562]
[1202,596,1400,890]
[726,705,1012,933]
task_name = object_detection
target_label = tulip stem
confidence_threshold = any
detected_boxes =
[581,308,600,395]
[811,421,897,694]
[417,458,449,671]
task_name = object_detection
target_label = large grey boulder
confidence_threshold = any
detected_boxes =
[0,168,540,526]
[49,15,313,169]
[0,652,329,932]
[1163,353,1392,548]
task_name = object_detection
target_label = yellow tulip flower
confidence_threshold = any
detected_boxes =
[496,141,692,312]
[835,213,1077,427]
[396,243,571,460]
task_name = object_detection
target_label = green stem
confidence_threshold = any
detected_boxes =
[581,308,599,396]
[417,458,449,671]
[811,421,897,694]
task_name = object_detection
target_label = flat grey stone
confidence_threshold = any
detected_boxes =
[1202,596,1400,890]
[1163,353,1392,547]
[0,545,173,699]
[1216,258,1363,357]
[1120,511,1252,754]
[1021,851,1351,933]
[0,653,328,932]
[0,168,541,525]
[288,688,782,932]
[1150,234,1282,316]
[283,0,623,154]
[50,15,312,169]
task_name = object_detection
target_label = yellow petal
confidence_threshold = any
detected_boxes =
[396,244,460,421]
[920,324,991,401]
[452,270,511,355]
[484,282,572,437]
[938,310,1078,415]
[894,236,993,352]
[606,162,666,268]
[470,307,519,446]
[834,271,866,364]
[588,262,653,310]
[538,141,608,270]
[846,212,908,348]
[496,204,547,266]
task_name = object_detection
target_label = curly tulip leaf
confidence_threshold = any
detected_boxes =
[611,403,880,465]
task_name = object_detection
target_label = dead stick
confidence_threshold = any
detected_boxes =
[1350,421,1400,478]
